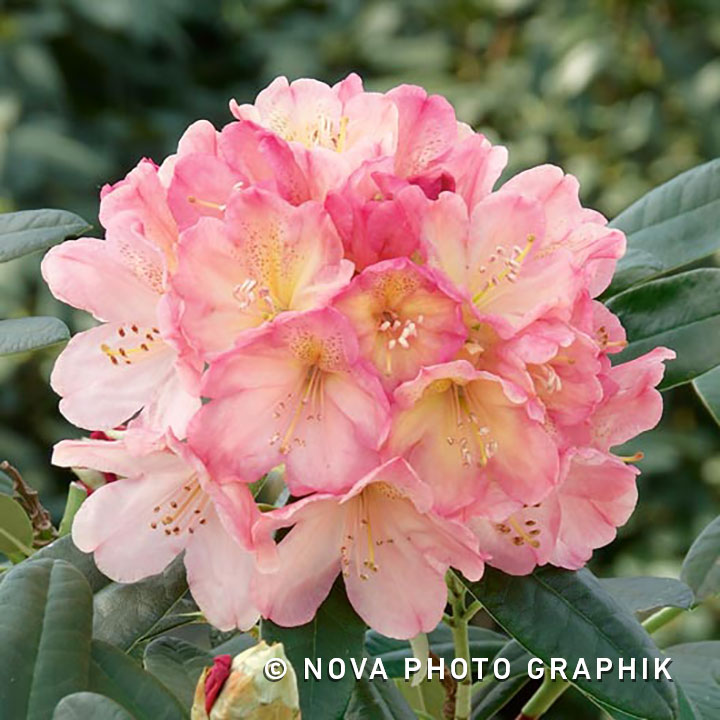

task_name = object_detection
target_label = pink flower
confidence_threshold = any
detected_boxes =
[42,160,199,434]
[188,308,390,494]
[500,165,625,296]
[230,74,397,199]
[386,84,507,206]
[52,430,259,631]
[470,448,638,574]
[569,346,676,451]
[171,188,353,361]
[333,258,467,391]
[252,458,486,639]
[388,360,559,518]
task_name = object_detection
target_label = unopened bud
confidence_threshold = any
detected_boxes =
[191,641,300,720]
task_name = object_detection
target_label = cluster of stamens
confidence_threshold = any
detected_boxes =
[269,365,324,454]
[378,311,424,374]
[149,477,209,537]
[446,385,498,467]
[473,235,535,304]
[100,325,161,366]
[495,516,541,548]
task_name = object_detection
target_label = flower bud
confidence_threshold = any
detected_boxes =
[191,641,300,720]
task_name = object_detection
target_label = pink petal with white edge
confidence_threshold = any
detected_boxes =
[42,238,159,325]
[51,322,177,431]
[184,507,260,631]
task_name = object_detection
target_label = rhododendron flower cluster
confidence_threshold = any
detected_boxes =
[43,75,674,639]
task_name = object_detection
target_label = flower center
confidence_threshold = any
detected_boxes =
[100,325,162,366]
[377,310,424,374]
[149,475,209,537]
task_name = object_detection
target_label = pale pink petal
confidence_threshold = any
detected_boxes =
[51,323,177,431]
[470,498,560,575]
[386,84,457,177]
[184,508,260,631]
[71,462,191,582]
[551,449,639,569]
[591,347,675,449]
[42,238,159,324]
[252,496,343,626]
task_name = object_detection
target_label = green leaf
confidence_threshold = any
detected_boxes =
[0,559,93,720]
[92,557,187,652]
[664,643,720,720]
[464,566,677,720]
[262,580,366,720]
[344,675,416,719]
[0,493,34,558]
[366,624,507,678]
[606,158,720,296]
[210,631,256,657]
[471,640,532,720]
[88,640,186,720]
[599,576,695,615]
[0,316,70,356]
[27,535,110,593]
[53,692,135,720]
[693,365,720,427]
[606,269,720,389]
[144,637,212,710]
[0,208,91,263]
[593,681,702,720]
[680,515,720,601]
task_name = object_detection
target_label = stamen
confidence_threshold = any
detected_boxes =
[187,196,226,211]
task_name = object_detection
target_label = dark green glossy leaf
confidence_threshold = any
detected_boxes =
[593,681,702,720]
[92,556,188,651]
[262,581,366,720]
[27,534,109,593]
[464,566,677,720]
[606,269,720,389]
[0,493,34,557]
[664,643,720,720]
[211,632,256,657]
[693,365,720,427]
[89,640,186,720]
[599,576,695,615]
[344,675,416,720]
[144,637,212,710]
[53,692,135,720]
[0,316,70,356]
[680,515,720,601]
[366,623,507,678]
[607,158,720,296]
[0,208,91,263]
[0,559,93,720]
[471,640,532,720]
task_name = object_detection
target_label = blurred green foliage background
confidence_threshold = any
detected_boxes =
[1,1,719,716]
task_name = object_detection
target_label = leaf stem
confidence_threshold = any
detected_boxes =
[447,573,473,720]
[517,674,569,720]
[641,605,684,635]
